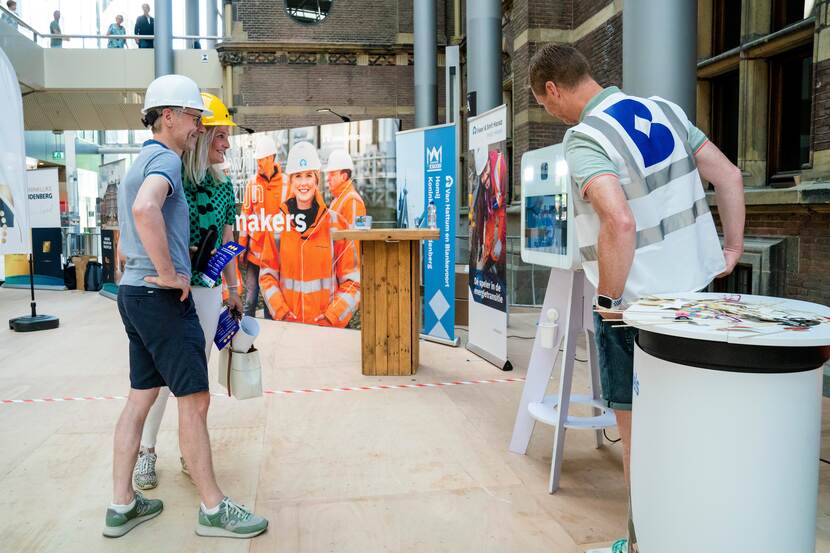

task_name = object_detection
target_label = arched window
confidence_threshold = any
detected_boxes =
[285,0,333,25]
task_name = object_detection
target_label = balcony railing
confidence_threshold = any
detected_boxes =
[0,5,225,49]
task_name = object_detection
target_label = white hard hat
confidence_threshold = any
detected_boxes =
[253,134,278,160]
[142,74,212,116]
[285,141,321,175]
[474,147,488,175]
[325,149,354,173]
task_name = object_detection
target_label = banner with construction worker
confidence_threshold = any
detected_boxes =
[395,123,458,344]
[466,105,509,368]
[227,119,398,328]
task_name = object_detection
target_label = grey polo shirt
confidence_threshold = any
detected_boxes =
[118,139,191,287]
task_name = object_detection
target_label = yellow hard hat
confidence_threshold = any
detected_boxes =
[200,92,236,127]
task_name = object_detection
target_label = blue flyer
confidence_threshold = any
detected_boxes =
[201,241,245,287]
[214,308,240,350]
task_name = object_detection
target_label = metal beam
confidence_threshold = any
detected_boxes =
[623,0,697,119]
[186,0,200,49]
[466,0,501,115]
[205,0,218,48]
[414,0,437,127]
[154,0,174,76]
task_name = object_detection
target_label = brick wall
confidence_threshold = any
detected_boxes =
[574,12,623,88]
[711,205,830,305]
[230,0,454,132]
[234,0,451,45]
[234,63,443,132]
[235,0,397,44]
[573,0,614,29]
[511,0,572,31]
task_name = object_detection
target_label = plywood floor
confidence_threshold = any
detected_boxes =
[0,288,828,553]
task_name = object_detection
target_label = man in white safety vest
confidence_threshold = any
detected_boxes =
[529,43,746,553]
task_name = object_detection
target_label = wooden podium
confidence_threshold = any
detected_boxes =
[332,228,439,376]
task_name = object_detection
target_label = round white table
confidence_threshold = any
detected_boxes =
[623,293,830,553]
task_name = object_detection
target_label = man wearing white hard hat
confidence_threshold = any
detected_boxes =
[239,134,287,319]
[325,149,366,230]
[258,141,360,326]
[107,74,268,539]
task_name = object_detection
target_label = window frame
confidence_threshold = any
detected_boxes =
[767,42,814,184]
[711,0,741,56]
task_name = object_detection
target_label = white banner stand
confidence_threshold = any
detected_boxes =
[508,268,616,493]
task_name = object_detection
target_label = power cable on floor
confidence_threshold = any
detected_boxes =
[455,328,588,361]
[603,429,621,444]
[821,458,830,465]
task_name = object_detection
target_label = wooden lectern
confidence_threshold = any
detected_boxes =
[332,228,439,376]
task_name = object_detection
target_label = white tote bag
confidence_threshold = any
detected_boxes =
[218,347,263,400]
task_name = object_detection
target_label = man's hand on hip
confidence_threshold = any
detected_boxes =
[144,273,191,301]
[717,246,743,278]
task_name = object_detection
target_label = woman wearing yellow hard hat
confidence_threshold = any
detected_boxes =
[134,92,244,490]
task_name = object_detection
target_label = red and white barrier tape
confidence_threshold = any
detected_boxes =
[0,377,525,406]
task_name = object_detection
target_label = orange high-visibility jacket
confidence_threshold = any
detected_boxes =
[329,178,366,255]
[258,192,360,328]
[329,178,366,228]
[483,150,507,263]
[239,167,288,267]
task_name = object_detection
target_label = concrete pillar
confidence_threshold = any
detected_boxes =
[154,0,174,76]
[65,131,79,232]
[737,0,771,187]
[737,60,768,187]
[623,0,697,120]
[414,0,437,128]
[222,1,233,107]
[466,0,501,116]
[205,0,218,48]
[186,0,200,49]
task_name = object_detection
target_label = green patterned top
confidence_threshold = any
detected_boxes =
[183,170,237,287]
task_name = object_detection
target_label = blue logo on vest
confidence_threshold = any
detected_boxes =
[604,99,674,168]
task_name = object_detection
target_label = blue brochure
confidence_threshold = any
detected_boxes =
[214,308,240,350]
[201,241,245,287]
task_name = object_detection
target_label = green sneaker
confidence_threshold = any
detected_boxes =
[195,497,268,539]
[585,539,630,553]
[102,492,163,538]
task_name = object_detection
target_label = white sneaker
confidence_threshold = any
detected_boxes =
[133,447,158,490]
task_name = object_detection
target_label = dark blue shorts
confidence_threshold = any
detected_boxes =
[593,312,638,411]
[117,285,209,397]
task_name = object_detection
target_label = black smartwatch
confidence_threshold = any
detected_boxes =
[596,294,623,310]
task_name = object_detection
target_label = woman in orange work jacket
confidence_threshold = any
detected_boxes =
[258,141,360,327]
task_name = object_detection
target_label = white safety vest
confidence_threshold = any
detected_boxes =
[565,91,725,302]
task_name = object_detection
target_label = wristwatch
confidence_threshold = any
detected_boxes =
[595,294,623,310]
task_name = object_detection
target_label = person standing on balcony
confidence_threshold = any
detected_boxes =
[2,1,18,30]
[135,3,154,49]
[49,10,67,48]
[107,14,127,49]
